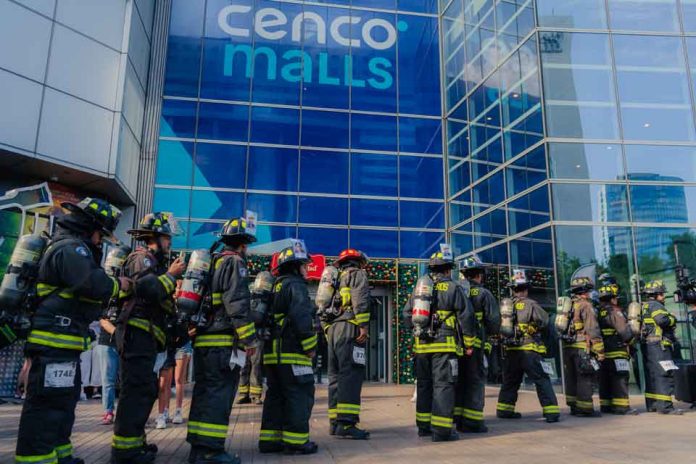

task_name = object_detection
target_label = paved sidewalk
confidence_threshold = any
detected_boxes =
[0,384,694,463]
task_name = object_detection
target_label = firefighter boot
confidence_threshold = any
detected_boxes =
[258,442,284,454]
[432,431,459,443]
[195,451,240,464]
[58,458,85,464]
[336,423,370,440]
[284,441,319,455]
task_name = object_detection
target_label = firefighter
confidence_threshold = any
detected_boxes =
[641,280,684,415]
[403,250,475,442]
[187,218,258,464]
[237,347,264,405]
[16,198,126,464]
[496,270,560,423]
[596,276,638,415]
[326,249,371,439]
[258,243,318,455]
[111,213,186,464]
[563,277,604,417]
[455,256,500,433]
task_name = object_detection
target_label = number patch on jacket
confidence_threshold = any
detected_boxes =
[44,362,77,388]
[540,360,555,376]
[614,359,630,372]
[291,365,314,376]
[352,346,366,365]
[659,360,679,372]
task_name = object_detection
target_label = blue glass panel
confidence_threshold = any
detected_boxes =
[301,110,349,149]
[630,185,690,223]
[190,190,244,220]
[156,141,193,185]
[351,114,397,152]
[250,106,299,145]
[197,102,249,142]
[160,99,196,138]
[299,227,348,256]
[398,0,437,14]
[452,231,473,256]
[400,231,444,260]
[449,159,470,197]
[300,4,350,110]
[254,225,297,245]
[553,183,628,222]
[350,10,398,113]
[165,0,204,97]
[398,14,441,116]
[201,0,254,101]
[399,201,445,228]
[537,0,607,29]
[188,222,221,249]
[153,188,190,219]
[472,172,505,206]
[350,199,398,227]
[250,0,303,106]
[247,146,298,192]
[246,193,297,223]
[399,156,444,199]
[193,143,246,189]
[352,0,395,9]
[474,209,507,236]
[300,151,349,194]
[399,117,443,154]
[478,243,508,266]
[350,229,398,258]
[505,145,547,196]
[299,196,348,225]
[200,38,251,102]
[608,0,679,32]
[351,153,398,196]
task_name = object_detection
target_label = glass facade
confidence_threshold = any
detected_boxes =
[443,0,696,360]
[155,0,444,259]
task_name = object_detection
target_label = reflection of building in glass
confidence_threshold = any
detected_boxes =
[601,175,687,262]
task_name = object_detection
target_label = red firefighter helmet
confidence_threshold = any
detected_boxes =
[334,248,368,267]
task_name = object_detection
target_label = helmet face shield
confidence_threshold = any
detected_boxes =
[162,213,184,236]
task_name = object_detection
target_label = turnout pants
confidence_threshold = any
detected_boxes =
[327,322,364,425]
[112,328,158,459]
[259,364,315,447]
[563,348,596,413]
[496,350,559,418]
[415,352,458,437]
[239,342,264,399]
[642,343,676,412]
[187,346,240,452]
[455,347,486,430]
[599,358,631,413]
[16,350,81,464]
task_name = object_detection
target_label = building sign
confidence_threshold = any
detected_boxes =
[270,251,325,280]
[216,1,408,91]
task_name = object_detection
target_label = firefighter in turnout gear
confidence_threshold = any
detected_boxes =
[326,249,371,439]
[186,218,258,464]
[496,270,560,423]
[563,277,605,417]
[258,242,318,455]
[16,198,126,464]
[641,281,684,415]
[596,276,638,415]
[403,249,476,442]
[111,213,186,464]
[237,347,264,405]
[456,255,500,433]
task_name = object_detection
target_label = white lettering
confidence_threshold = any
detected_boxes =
[218,6,399,51]
[330,16,361,48]
[256,8,287,41]
[362,18,397,51]
[292,12,326,45]
[218,5,252,38]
